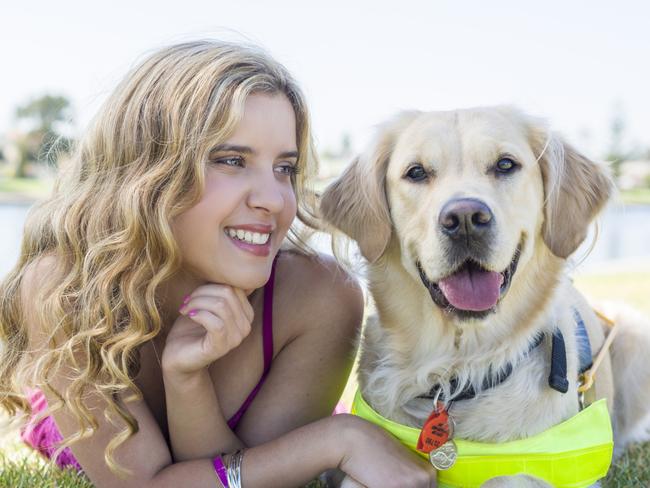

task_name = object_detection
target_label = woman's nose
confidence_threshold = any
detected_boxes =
[247,170,286,213]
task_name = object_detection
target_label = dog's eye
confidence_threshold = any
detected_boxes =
[404,164,429,182]
[495,158,518,174]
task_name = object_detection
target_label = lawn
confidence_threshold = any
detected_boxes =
[619,187,650,206]
[0,177,50,195]
[0,174,53,202]
[1,269,649,487]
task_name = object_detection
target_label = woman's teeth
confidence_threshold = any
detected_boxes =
[226,228,271,245]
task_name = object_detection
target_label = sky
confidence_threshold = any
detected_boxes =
[1,0,649,158]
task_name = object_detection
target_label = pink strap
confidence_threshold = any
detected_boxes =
[213,455,229,487]
[226,254,278,430]
[261,254,276,371]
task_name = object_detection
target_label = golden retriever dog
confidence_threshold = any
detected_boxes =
[320,106,650,487]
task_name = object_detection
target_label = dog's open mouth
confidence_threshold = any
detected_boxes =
[417,236,524,318]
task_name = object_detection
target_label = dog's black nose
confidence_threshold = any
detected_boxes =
[439,198,493,239]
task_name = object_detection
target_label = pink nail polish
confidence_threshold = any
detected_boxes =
[182,295,191,305]
[188,309,198,317]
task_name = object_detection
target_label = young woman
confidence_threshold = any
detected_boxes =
[0,40,437,487]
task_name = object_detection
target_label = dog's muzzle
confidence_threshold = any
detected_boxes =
[417,233,524,320]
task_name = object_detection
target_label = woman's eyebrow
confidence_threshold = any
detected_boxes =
[278,150,299,159]
[211,144,254,154]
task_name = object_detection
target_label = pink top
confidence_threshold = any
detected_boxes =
[20,256,278,472]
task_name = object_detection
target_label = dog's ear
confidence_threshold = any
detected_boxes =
[529,122,614,258]
[320,111,419,263]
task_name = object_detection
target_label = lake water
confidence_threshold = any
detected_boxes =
[1,201,650,279]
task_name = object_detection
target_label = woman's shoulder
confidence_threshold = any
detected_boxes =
[19,253,67,350]
[274,249,365,336]
[20,253,66,310]
[21,253,65,291]
[276,249,363,306]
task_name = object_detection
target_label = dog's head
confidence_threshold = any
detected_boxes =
[321,106,613,320]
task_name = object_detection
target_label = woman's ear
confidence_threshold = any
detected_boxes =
[320,111,419,263]
[530,123,614,258]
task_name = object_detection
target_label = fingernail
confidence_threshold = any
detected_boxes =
[182,295,191,304]
[179,304,186,313]
[188,309,198,317]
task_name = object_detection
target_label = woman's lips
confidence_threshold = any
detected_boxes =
[225,230,272,257]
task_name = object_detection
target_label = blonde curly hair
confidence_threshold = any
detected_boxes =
[0,39,319,476]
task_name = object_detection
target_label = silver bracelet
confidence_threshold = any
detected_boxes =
[226,449,244,488]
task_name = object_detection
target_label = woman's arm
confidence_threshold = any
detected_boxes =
[150,414,343,488]
[39,372,434,488]
[159,284,256,460]
[163,367,243,461]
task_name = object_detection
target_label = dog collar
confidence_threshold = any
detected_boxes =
[419,309,591,402]
[417,332,545,402]
[351,389,613,488]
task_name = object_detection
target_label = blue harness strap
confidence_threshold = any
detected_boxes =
[548,309,593,393]
[574,309,594,374]
[549,329,569,393]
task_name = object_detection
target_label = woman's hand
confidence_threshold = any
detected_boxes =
[336,414,437,488]
[161,284,254,377]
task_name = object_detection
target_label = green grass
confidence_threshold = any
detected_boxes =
[0,175,53,199]
[604,442,650,488]
[0,454,93,488]
[620,187,650,205]
[1,271,649,486]
[0,435,92,488]
[575,271,650,316]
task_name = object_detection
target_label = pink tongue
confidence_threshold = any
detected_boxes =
[438,267,504,311]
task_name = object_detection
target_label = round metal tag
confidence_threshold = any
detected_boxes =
[428,439,457,470]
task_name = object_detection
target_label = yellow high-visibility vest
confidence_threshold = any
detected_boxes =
[351,389,613,488]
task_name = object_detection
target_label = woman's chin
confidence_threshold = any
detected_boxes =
[225,268,271,291]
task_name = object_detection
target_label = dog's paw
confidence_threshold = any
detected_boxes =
[480,474,553,488]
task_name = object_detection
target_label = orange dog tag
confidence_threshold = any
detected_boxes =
[417,403,452,453]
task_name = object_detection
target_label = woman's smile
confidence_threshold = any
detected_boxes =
[224,224,274,257]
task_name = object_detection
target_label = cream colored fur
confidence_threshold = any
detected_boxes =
[321,106,650,487]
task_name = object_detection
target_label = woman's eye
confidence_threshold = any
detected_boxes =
[215,156,245,167]
[495,157,518,174]
[275,164,299,177]
[404,164,428,182]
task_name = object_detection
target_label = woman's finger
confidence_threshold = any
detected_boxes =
[181,296,235,329]
[184,310,245,356]
[185,286,252,336]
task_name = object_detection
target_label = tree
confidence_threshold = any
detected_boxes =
[14,94,73,177]
[604,103,629,178]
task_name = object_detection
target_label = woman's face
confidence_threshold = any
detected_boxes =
[173,92,299,291]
